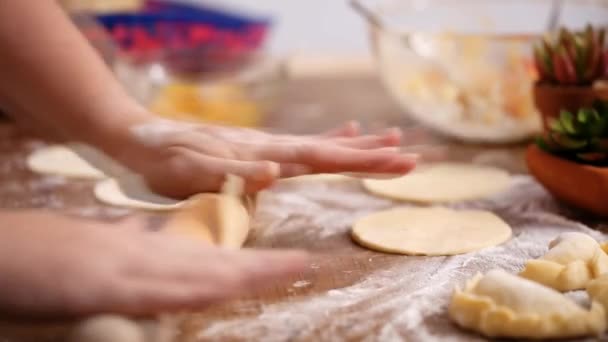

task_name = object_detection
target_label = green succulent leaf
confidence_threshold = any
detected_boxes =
[576,108,604,136]
[549,118,566,133]
[550,131,588,149]
[542,100,608,164]
[559,110,577,134]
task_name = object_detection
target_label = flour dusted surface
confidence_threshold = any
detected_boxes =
[184,176,606,341]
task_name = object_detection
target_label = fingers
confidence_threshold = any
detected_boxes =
[249,142,417,174]
[403,144,447,163]
[111,245,309,315]
[321,121,360,137]
[330,129,401,149]
[163,147,279,195]
[398,125,434,146]
[278,163,313,178]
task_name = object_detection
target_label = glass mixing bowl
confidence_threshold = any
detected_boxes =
[354,0,608,143]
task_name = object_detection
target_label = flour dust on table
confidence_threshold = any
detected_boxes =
[193,176,608,341]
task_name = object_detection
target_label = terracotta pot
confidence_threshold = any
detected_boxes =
[526,144,608,217]
[534,82,608,132]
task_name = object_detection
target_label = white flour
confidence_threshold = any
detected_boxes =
[194,176,605,341]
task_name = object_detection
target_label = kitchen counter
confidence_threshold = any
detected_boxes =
[0,76,605,341]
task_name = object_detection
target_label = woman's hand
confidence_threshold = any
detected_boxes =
[0,211,307,318]
[112,120,417,198]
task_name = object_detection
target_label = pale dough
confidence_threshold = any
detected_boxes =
[520,232,608,291]
[449,269,606,339]
[362,163,511,203]
[165,175,250,249]
[351,207,512,256]
[587,275,608,316]
[27,144,106,179]
[94,177,183,211]
[165,193,250,248]
[70,315,144,342]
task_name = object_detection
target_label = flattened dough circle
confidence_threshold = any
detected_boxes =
[362,163,510,203]
[351,207,512,255]
[27,145,106,179]
[94,178,183,210]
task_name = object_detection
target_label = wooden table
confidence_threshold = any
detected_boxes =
[0,76,604,341]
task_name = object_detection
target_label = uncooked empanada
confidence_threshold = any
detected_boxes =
[519,232,608,291]
[449,269,606,339]
[588,275,608,317]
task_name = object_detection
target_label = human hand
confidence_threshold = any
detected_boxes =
[0,211,307,318]
[113,120,417,198]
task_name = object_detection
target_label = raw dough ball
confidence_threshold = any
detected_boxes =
[362,162,511,203]
[70,315,144,342]
[449,270,606,339]
[351,207,512,256]
[27,144,106,179]
[520,232,608,291]
[94,177,183,210]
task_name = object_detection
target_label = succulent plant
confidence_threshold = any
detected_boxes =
[534,24,607,85]
[537,100,608,164]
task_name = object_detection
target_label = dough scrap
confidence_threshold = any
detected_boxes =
[27,144,106,179]
[94,177,183,211]
[449,269,606,339]
[520,232,608,291]
[351,207,512,256]
[362,162,511,203]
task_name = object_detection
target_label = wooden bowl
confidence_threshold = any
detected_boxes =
[526,144,608,217]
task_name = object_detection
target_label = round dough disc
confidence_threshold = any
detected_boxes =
[27,145,106,179]
[95,178,183,210]
[362,163,511,203]
[351,207,512,255]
